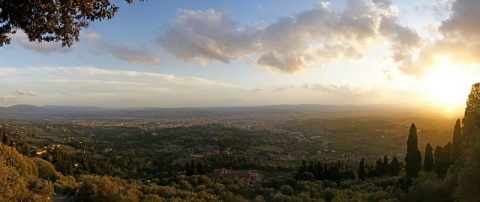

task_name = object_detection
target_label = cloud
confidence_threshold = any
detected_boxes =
[86,33,160,65]
[440,0,480,39]
[15,90,37,96]
[98,42,161,65]
[273,85,294,92]
[11,31,71,54]
[3,66,254,93]
[0,95,20,103]
[395,0,480,77]
[383,70,393,80]
[157,1,420,73]
[60,92,75,96]
[303,83,378,98]
[223,98,243,103]
[0,66,261,107]
[157,9,256,64]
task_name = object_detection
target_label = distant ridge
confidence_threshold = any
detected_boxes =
[0,104,396,120]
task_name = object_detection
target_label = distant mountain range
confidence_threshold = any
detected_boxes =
[0,104,397,119]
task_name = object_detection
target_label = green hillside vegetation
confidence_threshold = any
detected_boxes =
[1,83,480,201]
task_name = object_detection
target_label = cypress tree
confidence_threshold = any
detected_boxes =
[390,157,400,176]
[375,159,383,176]
[383,155,389,174]
[358,158,367,180]
[434,146,446,178]
[196,162,205,175]
[298,160,307,174]
[424,143,433,172]
[452,119,462,160]
[462,83,480,139]
[405,123,422,178]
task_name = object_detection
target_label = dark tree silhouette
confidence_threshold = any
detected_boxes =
[390,156,400,176]
[424,143,433,172]
[462,83,480,139]
[383,155,389,174]
[358,158,367,180]
[452,119,462,160]
[0,0,144,47]
[405,123,422,178]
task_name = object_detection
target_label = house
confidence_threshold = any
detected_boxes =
[35,150,47,156]
[207,169,264,184]
[189,153,205,158]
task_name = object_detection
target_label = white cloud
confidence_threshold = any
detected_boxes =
[98,42,161,65]
[157,9,256,64]
[273,85,294,92]
[303,83,378,98]
[85,33,160,65]
[15,90,37,96]
[11,31,71,54]
[395,0,480,77]
[0,95,20,103]
[157,1,420,73]
[0,66,261,107]
[60,92,75,96]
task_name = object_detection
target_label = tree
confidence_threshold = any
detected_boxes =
[2,133,10,146]
[452,119,462,160]
[405,123,422,178]
[462,83,480,139]
[0,0,144,47]
[424,143,433,172]
[298,160,307,175]
[456,132,480,201]
[434,146,445,178]
[383,155,389,174]
[358,158,367,180]
[390,157,400,176]
[375,158,384,176]
[196,162,205,175]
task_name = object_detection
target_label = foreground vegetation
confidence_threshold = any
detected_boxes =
[2,84,480,201]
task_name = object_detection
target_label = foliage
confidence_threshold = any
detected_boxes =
[0,144,54,201]
[389,157,401,176]
[407,172,452,202]
[77,175,141,202]
[462,83,480,138]
[423,143,433,172]
[455,132,480,201]
[0,0,144,47]
[452,119,462,160]
[405,124,422,178]
[358,158,367,180]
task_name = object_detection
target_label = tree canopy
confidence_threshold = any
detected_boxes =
[462,83,480,138]
[0,0,143,47]
[405,123,422,178]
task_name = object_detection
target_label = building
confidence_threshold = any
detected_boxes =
[207,169,264,184]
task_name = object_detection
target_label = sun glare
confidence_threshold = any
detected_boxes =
[422,59,478,113]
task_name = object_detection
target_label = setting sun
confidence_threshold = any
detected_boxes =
[422,59,478,112]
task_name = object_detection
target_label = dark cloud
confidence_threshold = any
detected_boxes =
[440,0,480,39]
[397,0,480,77]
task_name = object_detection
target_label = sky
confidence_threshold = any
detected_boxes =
[1,0,480,114]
